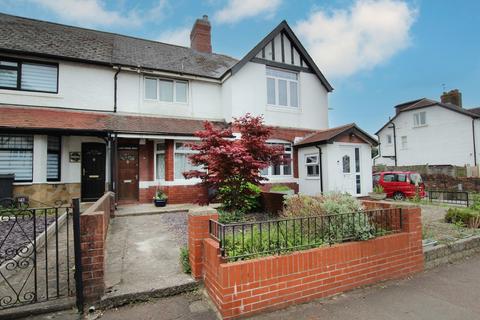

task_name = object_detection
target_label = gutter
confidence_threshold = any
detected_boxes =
[113,66,121,113]
[387,122,398,166]
[473,119,477,166]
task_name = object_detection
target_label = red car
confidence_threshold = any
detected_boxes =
[373,171,426,200]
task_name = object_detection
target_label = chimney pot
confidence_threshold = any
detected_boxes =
[190,15,212,53]
[440,89,462,108]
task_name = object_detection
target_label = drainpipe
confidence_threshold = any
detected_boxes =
[388,122,397,166]
[472,118,477,166]
[113,66,121,113]
[315,145,323,193]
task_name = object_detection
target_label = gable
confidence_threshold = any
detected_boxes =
[229,21,333,92]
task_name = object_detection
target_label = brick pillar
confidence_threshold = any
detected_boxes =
[401,206,424,272]
[139,140,154,181]
[293,148,299,178]
[165,139,174,181]
[187,207,218,280]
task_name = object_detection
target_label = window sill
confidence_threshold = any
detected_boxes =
[0,89,63,99]
[306,176,320,180]
[413,124,428,128]
[266,105,301,114]
[143,99,189,106]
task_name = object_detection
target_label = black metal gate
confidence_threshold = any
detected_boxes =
[0,198,82,312]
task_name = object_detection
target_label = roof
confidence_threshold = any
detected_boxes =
[376,98,479,135]
[231,21,333,92]
[295,123,378,147]
[0,105,227,135]
[0,13,237,79]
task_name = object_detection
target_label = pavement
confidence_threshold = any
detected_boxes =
[101,213,197,307]
[20,253,480,320]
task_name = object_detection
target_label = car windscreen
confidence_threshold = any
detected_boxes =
[410,173,423,184]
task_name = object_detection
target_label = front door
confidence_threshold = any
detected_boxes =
[118,147,139,201]
[339,146,357,196]
[81,143,106,202]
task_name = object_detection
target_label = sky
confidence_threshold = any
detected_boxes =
[0,0,479,135]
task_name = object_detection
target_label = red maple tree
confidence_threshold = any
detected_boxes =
[184,114,284,209]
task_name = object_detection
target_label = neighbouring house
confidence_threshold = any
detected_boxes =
[375,89,480,167]
[0,13,374,205]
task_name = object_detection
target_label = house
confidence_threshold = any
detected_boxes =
[0,13,375,205]
[375,89,480,167]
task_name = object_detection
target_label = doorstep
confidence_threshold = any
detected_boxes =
[115,203,221,217]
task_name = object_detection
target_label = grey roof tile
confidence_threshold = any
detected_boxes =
[0,13,238,78]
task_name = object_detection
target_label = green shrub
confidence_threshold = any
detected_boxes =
[270,185,292,192]
[218,210,246,224]
[218,180,261,214]
[445,208,480,228]
[373,185,384,193]
[180,247,191,274]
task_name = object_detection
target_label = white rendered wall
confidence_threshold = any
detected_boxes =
[377,106,476,166]
[0,60,114,111]
[225,62,329,130]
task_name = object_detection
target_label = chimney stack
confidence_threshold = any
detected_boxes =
[190,15,211,53]
[441,89,462,108]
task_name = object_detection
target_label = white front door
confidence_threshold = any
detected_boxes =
[339,146,360,196]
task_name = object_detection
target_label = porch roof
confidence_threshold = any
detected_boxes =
[294,123,378,147]
[0,105,227,136]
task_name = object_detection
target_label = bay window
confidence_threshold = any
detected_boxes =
[0,58,58,93]
[47,136,61,181]
[155,142,166,180]
[261,143,292,177]
[144,76,188,103]
[174,142,201,179]
[266,67,299,108]
[0,135,33,182]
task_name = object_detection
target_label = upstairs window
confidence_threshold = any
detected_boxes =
[144,77,188,103]
[386,134,392,144]
[0,58,58,93]
[266,67,299,108]
[413,111,426,127]
[47,136,61,181]
[401,136,408,149]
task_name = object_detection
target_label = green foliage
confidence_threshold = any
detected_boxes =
[283,192,364,218]
[270,185,293,192]
[218,210,246,224]
[218,179,261,214]
[445,207,480,228]
[180,247,191,274]
[153,189,168,200]
[373,185,385,194]
[223,211,377,261]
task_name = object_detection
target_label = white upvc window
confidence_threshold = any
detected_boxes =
[386,134,392,144]
[401,136,408,149]
[174,141,202,180]
[413,111,426,127]
[144,76,188,103]
[266,67,299,108]
[155,142,165,180]
[305,154,319,177]
[260,143,293,177]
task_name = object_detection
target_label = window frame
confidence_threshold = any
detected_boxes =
[305,154,320,178]
[47,135,61,182]
[386,134,392,144]
[144,76,189,104]
[173,141,201,180]
[413,111,427,127]
[266,67,299,109]
[261,142,293,177]
[0,134,34,182]
[401,136,408,149]
[0,56,59,94]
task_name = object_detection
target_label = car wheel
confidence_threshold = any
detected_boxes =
[393,192,405,201]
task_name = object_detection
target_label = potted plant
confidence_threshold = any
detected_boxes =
[369,185,387,200]
[153,188,168,207]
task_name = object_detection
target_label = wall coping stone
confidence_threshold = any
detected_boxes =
[188,206,217,216]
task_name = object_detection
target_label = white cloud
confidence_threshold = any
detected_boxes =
[295,0,417,79]
[30,0,168,27]
[214,0,281,24]
[157,26,191,47]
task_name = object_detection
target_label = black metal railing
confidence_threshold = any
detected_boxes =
[209,208,403,261]
[0,199,75,311]
[427,190,469,206]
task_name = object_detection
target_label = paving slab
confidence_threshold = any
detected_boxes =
[101,212,196,307]
[115,203,220,218]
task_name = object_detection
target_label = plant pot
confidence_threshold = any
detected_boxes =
[368,192,387,200]
[154,199,168,207]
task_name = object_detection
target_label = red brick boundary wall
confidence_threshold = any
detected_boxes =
[79,192,115,301]
[188,202,424,319]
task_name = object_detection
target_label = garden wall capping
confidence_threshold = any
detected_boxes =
[424,235,480,269]
[188,202,424,319]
